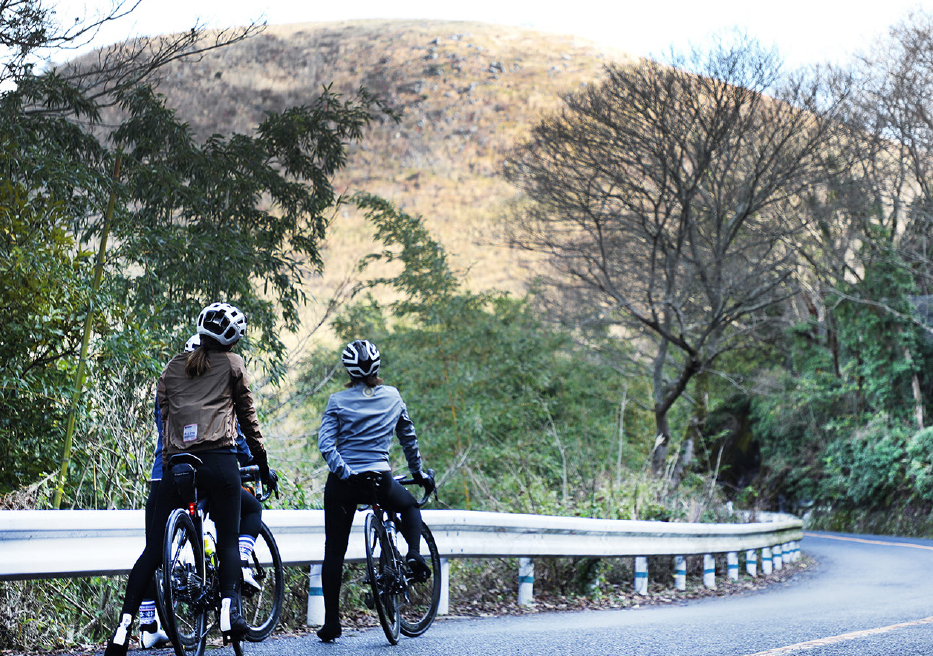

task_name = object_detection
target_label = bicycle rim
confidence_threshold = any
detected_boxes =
[400,523,441,637]
[162,509,207,656]
[242,521,285,642]
[364,513,400,644]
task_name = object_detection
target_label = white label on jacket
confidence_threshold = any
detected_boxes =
[183,424,198,442]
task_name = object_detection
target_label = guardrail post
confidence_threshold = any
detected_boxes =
[634,556,648,594]
[518,557,534,606]
[674,555,686,591]
[746,549,757,577]
[438,557,450,615]
[762,547,773,575]
[773,543,783,570]
[727,552,738,581]
[703,554,716,589]
[307,563,325,626]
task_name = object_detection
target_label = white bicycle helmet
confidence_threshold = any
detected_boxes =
[184,333,200,353]
[341,339,381,378]
[196,302,247,346]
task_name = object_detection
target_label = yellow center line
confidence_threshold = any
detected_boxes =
[744,616,933,655]
[803,531,933,552]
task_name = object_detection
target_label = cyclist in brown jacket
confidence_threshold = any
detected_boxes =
[105,303,274,655]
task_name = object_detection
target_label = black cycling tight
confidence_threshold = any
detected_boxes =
[120,451,242,617]
[320,471,423,627]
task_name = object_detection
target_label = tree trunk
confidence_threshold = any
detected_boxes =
[616,385,628,489]
[671,371,708,488]
[905,347,924,430]
[651,409,671,475]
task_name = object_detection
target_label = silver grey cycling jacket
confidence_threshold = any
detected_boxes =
[318,383,423,479]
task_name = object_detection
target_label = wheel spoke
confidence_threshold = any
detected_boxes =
[242,522,284,642]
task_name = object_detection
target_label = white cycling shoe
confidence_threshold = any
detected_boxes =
[242,565,262,591]
[140,625,170,649]
[220,598,249,635]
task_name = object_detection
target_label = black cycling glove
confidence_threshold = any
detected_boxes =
[265,468,279,497]
[413,469,436,494]
[253,451,277,495]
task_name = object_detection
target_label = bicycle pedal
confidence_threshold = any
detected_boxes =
[364,592,375,609]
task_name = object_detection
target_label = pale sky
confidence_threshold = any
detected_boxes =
[49,0,933,68]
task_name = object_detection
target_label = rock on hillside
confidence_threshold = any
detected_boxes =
[115,20,631,330]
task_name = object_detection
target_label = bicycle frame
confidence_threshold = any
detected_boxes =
[171,489,223,643]
[370,503,410,591]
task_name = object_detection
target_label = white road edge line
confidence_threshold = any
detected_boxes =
[744,616,933,655]
[750,532,933,655]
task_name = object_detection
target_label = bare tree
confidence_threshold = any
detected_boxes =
[3,0,263,109]
[837,10,933,299]
[504,34,843,479]
[1,0,138,82]
[788,11,933,427]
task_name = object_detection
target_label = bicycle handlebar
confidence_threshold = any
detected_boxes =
[397,468,437,507]
[239,465,277,502]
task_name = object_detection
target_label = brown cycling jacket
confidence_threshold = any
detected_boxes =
[157,350,266,466]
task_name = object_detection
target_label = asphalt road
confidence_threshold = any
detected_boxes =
[115,531,933,656]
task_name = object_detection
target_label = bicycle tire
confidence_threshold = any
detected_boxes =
[364,512,401,644]
[399,522,441,637]
[161,509,207,656]
[152,567,168,638]
[230,597,245,656]
[241,521,284,641]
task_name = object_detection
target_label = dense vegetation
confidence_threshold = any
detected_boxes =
[6,1,933,650]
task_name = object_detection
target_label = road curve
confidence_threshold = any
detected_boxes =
[122,532,933,656]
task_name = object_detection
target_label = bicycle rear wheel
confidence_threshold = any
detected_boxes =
[364,513,401,644]
[161,509,207,656]
[400,523,441,637]
[241,521,284,642]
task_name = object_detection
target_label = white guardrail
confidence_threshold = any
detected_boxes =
[0,508,803,623]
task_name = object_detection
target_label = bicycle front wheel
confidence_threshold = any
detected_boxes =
[400,523,441,637]
[364,513,401,644]
[161,509,207,656]
[242,521,284,642]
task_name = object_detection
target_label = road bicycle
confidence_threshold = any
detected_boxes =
[155,454,284,656]
[360,470,441,645]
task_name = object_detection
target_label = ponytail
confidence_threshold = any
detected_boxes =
[185,348,211,378]
[185,333,231,377]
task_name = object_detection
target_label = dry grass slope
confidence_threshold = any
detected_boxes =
[115,20,632,334]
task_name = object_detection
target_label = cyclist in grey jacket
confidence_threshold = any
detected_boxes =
[316,339,435,642]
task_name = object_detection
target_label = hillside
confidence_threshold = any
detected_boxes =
[108,20,632,337]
